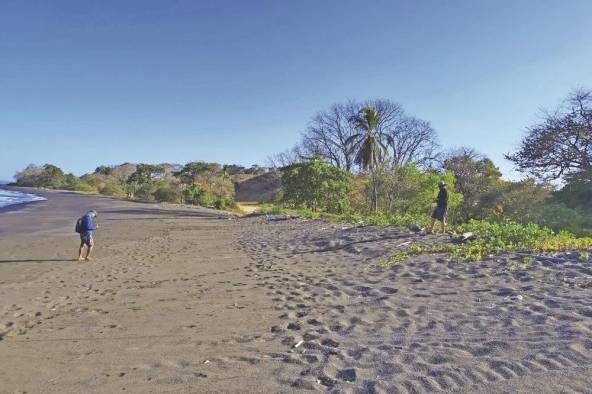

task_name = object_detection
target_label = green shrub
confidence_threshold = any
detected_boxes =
[385,219,592,264]
[214,197,236,210]
[183,184,216,207]
[100,183,126,197]
[15,164,66,188]
[281,159,353,213]
[376,165,463,220]
[72,182,96,193]
[134,184,157,200]
[154,186,175,202]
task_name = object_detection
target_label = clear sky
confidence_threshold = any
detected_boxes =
[1,0,591,181]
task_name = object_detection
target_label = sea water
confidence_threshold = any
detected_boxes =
[0,189,46,209]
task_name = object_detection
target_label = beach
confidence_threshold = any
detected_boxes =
[1,190,592,393]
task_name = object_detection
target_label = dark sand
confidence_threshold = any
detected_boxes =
[1,189,592,393]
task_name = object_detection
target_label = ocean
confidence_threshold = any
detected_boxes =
[0,189,46,209]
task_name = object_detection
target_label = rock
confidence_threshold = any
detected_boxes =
[459,232,475,242]
[348,246,362,254]
[504,294,523,301]
[321,338,339,348]
[327,239,342,249]
[291,378,315,390]
[265,214,290,222]
[317,376,336,388]
[270,325,283,334]
[408,224,423,233]
[336,368,357,382]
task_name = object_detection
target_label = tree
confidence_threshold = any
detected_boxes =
[126,164,164,198]
[376,164,463,219]
[553,169,592,210]
[174,162,221,185]
[301,101,361,172]
[387,116,440,168]
[506,89,592,181]
[347,107,392,211]
[443,148,503,220]
[281,159,352,213]
[95,165,113,176]
[267,145,306,169]
[14,164,44,186]
[294,99,439,173]
[14,163,66,188]
[174,162,234,207]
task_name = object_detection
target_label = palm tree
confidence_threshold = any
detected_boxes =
[347,107,392,211]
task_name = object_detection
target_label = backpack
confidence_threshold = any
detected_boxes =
[75,217,84,234]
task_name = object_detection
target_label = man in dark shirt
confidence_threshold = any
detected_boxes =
[429,181,448,234]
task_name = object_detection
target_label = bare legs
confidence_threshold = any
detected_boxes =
[78,239,94,261]
[429,219,446,234]
[85,244,94,260]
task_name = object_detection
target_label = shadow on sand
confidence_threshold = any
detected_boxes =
[0,259,75,264]
[101,208,227,220]
[292,233,410,254]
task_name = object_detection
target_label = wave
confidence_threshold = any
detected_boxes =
[0,189,47,209]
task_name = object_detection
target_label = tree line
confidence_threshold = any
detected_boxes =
[11,89,591,235]
[273,90,592,235]
[12,161,266,210]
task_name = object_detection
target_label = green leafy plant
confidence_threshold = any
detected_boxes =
[383,220,592,265]
[281,159,352,213]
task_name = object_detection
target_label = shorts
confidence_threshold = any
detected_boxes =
[431,207,447,222]
[80,232,94,247]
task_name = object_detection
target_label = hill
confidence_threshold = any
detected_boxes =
[234,171,281,202]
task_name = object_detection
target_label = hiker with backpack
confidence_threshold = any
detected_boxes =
[76,209,98,261]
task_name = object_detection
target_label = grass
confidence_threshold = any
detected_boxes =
[235,202,263,215]
[262,205,592,265]
[383,220,592,265]
[259,204,431,227]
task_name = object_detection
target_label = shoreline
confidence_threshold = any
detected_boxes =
[0,199,46,214]
[0,185,244,218]
[0,186,47,213]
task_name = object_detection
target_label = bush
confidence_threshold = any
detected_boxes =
[134,184,157,200]
[154,186,174,202]
[281,159,353,213]
[386,219,592,264]
[71,182,96,193]
[15,164,66,188]
[214,197,236,210]
[183,184,216,207]
[99,183,127,197]
[376,165,463,220]
[532,203,592,237]
[62,173,96,193]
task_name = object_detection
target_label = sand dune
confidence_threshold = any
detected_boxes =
[1,190,591,393]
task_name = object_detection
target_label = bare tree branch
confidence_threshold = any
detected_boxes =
[506,88,592,181]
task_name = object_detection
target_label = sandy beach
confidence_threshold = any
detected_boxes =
[1,189,592,393]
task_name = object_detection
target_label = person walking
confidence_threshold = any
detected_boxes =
[77,209,98,261]
[429,181,448,234]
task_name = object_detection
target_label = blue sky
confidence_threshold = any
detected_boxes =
[1,0,591,180]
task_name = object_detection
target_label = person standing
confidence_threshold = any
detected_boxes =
[78,209,98,261]
[429,181,448,234]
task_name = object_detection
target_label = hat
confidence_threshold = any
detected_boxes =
[438,181,446,187]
